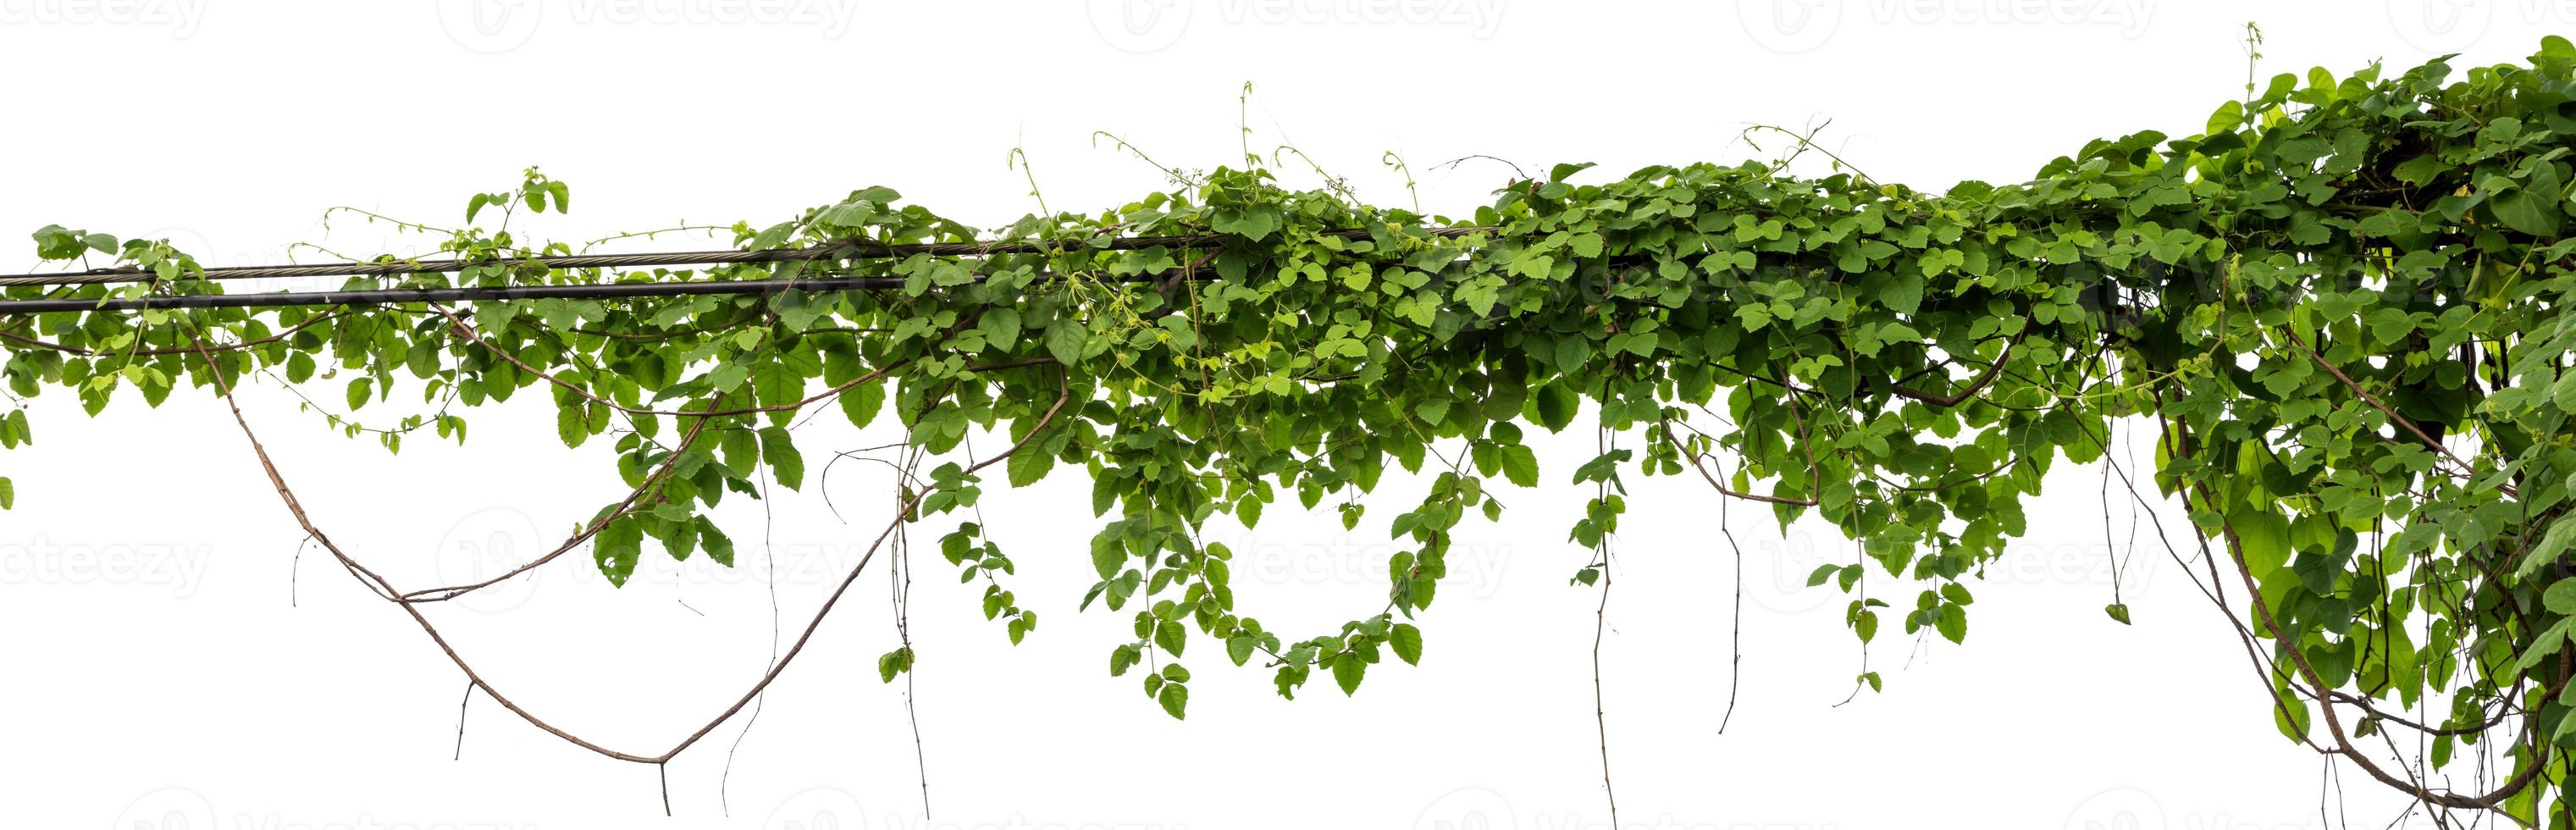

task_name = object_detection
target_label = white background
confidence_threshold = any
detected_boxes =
[0,2,2557,828]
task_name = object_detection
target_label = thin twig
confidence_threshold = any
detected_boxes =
[1716,475,1745,734]
[720,470,782,817]
[453,683,473,761]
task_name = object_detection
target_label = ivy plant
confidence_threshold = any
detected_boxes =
[11,42,2576,823]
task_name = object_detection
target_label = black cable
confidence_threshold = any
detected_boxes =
[0,226,1491,288]
[0,272,1191,314]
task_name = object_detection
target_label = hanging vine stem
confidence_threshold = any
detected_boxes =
[453,682,473,761]
[889,439,932,818]
[1589,424,1620,828]
[1714,456,1745,735]
[718,459,782,817]
[14,43,2576,822]
[177,322,1071,778]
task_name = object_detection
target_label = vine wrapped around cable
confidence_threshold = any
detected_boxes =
[10,40,2576,824]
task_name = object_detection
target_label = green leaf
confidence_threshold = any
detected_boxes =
[754,364,802,425]
[1933,604,1968,644]
[1879,272,1925,315]
[838,380,885,430]
[877,647,911,683]
[1500,445,1540,488]
[757,426,804,491]
[1157,682,1188,720]
[2104,603,2132,625]
[2206,98,2245,134]
[1008,445,1055,488]
[697,517,735,567]
[1531,382,1578,432]
[556,403,589,449]
[1226,634,1257,667]
[1044,318,1086,368]
[2493,185,2562,237]
[1390,623,1423,666]
[404,341,439,379]
[1331,655,1366,695]
[1090,535,1125,579]
[594,516,644,587]
[978,307,1022,348]
[2546,580,2576,616]
[0,477,14,511]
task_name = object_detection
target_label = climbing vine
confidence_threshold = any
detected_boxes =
[14,40,2576,824]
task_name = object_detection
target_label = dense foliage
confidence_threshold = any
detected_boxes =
[13,41,2576,820]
